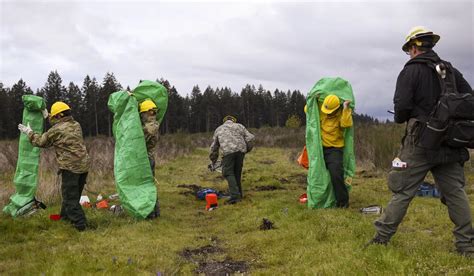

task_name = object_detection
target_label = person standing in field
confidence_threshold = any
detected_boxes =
[139,99,161,219]
[209,115,255,205]
[18,101,90,231]
[368,26,474,257]
[317,95,353,208]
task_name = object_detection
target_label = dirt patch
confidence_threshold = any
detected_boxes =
[258,160,275,165]
[277,174,307,188]
[198,174,226,183]
[177,184,202,192]
[180,245,223,261]
[259,218,276,230]
[196,258,249,275]
[357,170,379,178]
[179,242,250,275]
[288,173,307,184]
[254,185,286,191]
[177,184,202,197]
[179,191,195,196]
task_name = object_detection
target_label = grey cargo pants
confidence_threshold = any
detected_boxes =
[374,119,474,249]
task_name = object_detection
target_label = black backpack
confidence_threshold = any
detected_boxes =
[416,61,474,149]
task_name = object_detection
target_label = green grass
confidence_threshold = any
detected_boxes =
[1,147,474,274]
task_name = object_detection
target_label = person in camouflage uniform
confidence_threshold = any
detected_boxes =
[139,99,160,218]
[18,101,90,231]
[210,115,255,204]
[140,100,160,175]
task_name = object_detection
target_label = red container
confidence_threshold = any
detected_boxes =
[299,193,308,204]
[49,214,61,221]
[96,200,109,209]
[205,193,218,210]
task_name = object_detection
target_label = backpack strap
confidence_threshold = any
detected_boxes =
[407,58,458,96]
[436,61,457,95]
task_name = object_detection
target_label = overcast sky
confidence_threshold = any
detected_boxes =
[1,0,473,120]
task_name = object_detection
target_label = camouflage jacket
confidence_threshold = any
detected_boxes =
[141,115,160,160]
[28,116,90,173]
[209,121,255,162]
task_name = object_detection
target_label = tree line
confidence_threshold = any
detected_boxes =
[0,71,380,139]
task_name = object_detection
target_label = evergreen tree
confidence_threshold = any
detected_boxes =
[273,89,288,127]
[262,90,274,127]
[1,70,398,138]
[189,85,203,133]
[9,79,34,137]
[41,71,66,109]
[98,73,122,136]
[157,78,171,134]
[0,83,12,138]
[165,85,186,133]
[202,86,219,132]
[65,82,86,129]
[241,84,255,128]
[82,76,101,136]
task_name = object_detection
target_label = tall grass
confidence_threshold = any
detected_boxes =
[0,123,420,206]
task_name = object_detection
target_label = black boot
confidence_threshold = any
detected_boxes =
[365,234,389,247]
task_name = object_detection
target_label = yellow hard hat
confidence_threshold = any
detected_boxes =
[139,100,157,113]
[304,105,307,113]
[321,95,340,114]
[402,26,440,52]
[50,101,70,117]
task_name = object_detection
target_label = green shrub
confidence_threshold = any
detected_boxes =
[285,115,302,129]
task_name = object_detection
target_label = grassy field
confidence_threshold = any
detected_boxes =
[1,147,474,274]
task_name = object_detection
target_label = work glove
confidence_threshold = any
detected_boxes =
[41,109,49,119]
[18,123,33,136]
[343,100,351,109]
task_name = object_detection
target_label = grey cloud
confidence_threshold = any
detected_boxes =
[1,1,472,118]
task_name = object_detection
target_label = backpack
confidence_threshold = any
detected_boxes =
[416,60,474,149]
[196,188,221,200]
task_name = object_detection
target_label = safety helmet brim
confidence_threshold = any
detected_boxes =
[321,105,339,114]
[402,32,440,52]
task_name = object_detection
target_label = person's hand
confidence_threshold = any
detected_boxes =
[41,109,49,119]
[18,123,33,135]
[343,100,351,109]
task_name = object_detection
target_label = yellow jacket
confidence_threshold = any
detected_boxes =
[319,105,353,148]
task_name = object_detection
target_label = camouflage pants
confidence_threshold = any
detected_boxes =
[374,119,474,249]
[60,170,87,229]
[222,152,245,199]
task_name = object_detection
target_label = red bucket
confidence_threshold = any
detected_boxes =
[49,214,61,221]
[205,193,218,210]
